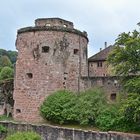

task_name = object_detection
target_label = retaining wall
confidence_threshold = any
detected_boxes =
[0,121,139,140]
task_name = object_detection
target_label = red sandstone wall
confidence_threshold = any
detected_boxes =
[89,61,109,77]
[13,19,88,122]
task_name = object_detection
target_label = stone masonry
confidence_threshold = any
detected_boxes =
[13,18,88,122]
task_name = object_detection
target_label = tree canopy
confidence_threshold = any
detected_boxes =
[107,30,140,76]
[0,49,17,64]
[107,28,140,132]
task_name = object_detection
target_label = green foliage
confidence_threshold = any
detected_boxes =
[0,66,14,81]
[95,105,119,131]
[0,56,12,67]
[124,77,140,93]
[75,89,106,125]
[40,90,76,124]
[0,49,17,64]
[5,131,41,140]
[7,51,17,64]
[0,115,13,121]
[40,89,107,125]
[0,49,8,57]
[119,93,140,131]
[0,125,7,133]
[107,28,140,132]
[108,30,140,76]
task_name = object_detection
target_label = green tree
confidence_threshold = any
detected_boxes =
[0,49,8,57]
[108,30,140,76]
[0,66,14,107]
[0,55,12,67]
[0,66,14,80]
[107,28,140,132]
[119,93,140,131]
[107,30,140,93]
[7,50,17,64]
[0,49,17,64]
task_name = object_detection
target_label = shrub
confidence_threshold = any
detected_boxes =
[40,90,76,124]
[5,131,41,140]
[40,88,107,126]
[118,93,140,132]
[95,105,120,131]
[0,125,7,133]
[74,88,107,125]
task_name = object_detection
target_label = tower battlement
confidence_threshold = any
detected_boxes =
[35,18,74,28]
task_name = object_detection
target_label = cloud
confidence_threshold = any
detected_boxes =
[0,0,140,56]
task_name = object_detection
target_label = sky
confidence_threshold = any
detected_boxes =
[0,0,140,57]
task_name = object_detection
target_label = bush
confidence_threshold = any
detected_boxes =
[40,89,107,126]
[0,125,7,133]
[95,105,120,131]
[5,131,41,140]
[74,89,107,125]
[40,90,76,124]
[118,93,140,132]
[40,89,140,132]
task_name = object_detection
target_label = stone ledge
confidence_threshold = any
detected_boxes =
[17,26,88,42]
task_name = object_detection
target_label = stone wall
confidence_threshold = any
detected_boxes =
[88,61,109,77]
[13,18,88,122]
[83,76,122,101]
[0,121,139,140]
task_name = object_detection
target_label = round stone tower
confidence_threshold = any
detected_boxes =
[13,18,88,122]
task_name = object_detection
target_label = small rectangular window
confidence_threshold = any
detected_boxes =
[64,72,68,75]
[16,109,21,113]
[46,23,51,26]
[97,62,102,67]
[63,24,67,27]
[27,73,33,79]
[74,49,79,55]
[110,93,116,101]
[42,46,50,53]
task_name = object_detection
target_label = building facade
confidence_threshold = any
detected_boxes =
[13,18,88,122]
[88,45,114,77]
[88,45,121,101]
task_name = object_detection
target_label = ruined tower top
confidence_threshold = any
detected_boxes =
[35,18,74,28]
[18,18,88,40]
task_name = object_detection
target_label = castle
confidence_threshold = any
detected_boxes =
[13,18,120,122]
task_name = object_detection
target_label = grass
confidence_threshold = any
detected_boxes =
[0,115,13,121]
[41,120,99,131]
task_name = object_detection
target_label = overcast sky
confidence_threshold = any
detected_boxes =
[0,0,140,56]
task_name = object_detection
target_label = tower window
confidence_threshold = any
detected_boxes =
[42,46,50,53]
[16,109,21,113]
[46,23,51,26]
[74,49,79,55]
[26,73,33,79]
[97,62,102,67]
[63,24,67,27]
[110,93,116,101]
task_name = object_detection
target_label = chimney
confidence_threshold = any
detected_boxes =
[100,48,102,51]
[105,42,107,48]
